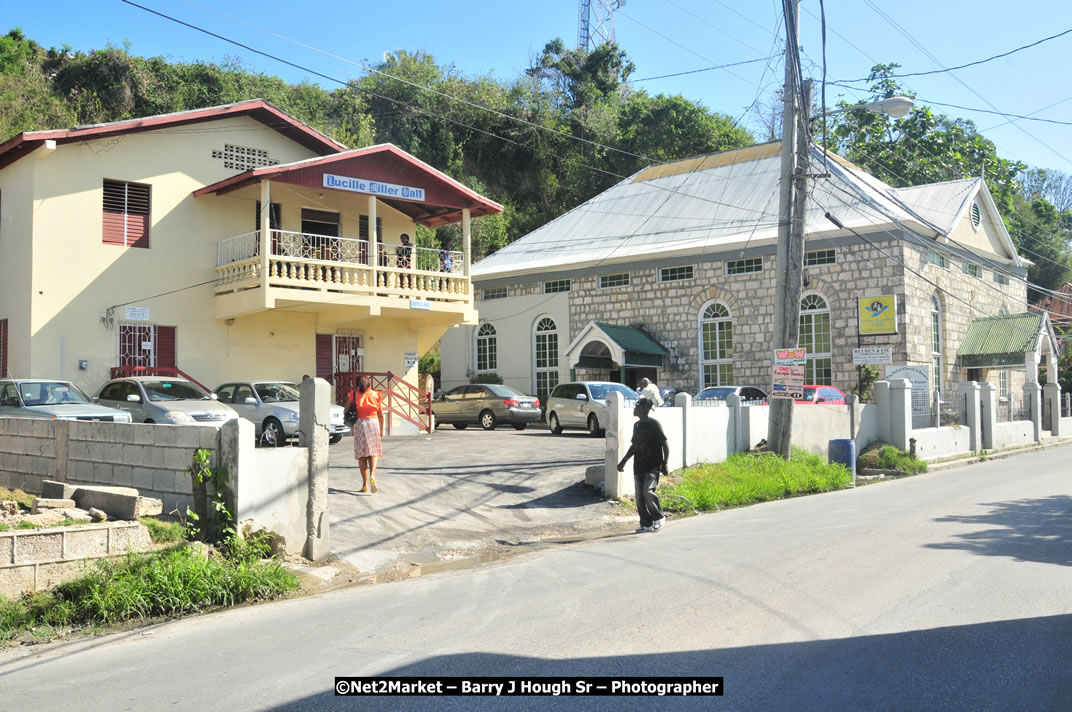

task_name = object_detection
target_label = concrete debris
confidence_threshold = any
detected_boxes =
[31,498,77,514]
[88,507,109,522]
[0,501,18,516]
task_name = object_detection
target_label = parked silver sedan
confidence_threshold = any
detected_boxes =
[0,379,133,422]
[96,377,237,426]
[432,384,542,430]
[214,381,349,445]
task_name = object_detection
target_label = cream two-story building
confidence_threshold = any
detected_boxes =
[0,100,501,425]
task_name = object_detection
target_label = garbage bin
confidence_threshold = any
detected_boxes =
[828,439,856,480]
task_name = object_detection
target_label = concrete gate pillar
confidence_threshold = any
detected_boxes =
[300,378,331,561]
[1043,382,1062,436]
[1024,382,1043,443]
[979,382,996,451]
[957,381,981,452]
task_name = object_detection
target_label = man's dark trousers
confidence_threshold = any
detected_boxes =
[634,470,664,528]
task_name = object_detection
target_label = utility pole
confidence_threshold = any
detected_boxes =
[767,0,811,458]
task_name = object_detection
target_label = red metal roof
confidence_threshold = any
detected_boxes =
[0,100,347,171]
[194,143,503,227]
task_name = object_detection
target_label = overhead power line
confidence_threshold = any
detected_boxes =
[835,27,1072,83]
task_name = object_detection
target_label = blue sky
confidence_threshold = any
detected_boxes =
[4,0,1072,173]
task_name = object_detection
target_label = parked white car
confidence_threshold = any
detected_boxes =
[0,379,133,422]
[213,381,349,445]
[545,381,638,436]
[95,377,237,426]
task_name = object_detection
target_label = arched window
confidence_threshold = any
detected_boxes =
[476,323,496,373]
[533,317,559,403]
[800,294,832,385]
[699,302,734,387]
[931,293,944,395]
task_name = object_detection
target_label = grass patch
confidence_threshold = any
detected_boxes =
[0,487,34,510]
[857,444,927,475]
[0,544,299,642]
[139,517,186,544]
[660,447,853,513]
[15,521,39,530]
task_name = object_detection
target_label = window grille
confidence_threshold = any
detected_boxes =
[659,266,694,282]
[543,279,571,294]
[804,249,835,266]
[599,273,630,288]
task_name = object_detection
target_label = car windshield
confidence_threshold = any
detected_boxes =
[142,380,211,401]
[255,383,300,403]
[486,384,527,398]
[696,387,735,400]
[588,383,637,400]
[17,381,93,406]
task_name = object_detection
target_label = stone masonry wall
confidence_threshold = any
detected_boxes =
[901,242,1029,397]
[0,418,220,516]
[566,236,909,394]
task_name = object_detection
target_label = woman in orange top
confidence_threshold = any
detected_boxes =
[350,375,385,493]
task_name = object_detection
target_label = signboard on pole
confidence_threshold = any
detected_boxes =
[858,295,897,335]
[853,346,893,365]
[403,352,418,370]
[771,348,806,400]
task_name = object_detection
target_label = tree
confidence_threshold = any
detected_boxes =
[827,65,1024,213]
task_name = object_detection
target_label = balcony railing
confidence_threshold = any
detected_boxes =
[215,230,467,303]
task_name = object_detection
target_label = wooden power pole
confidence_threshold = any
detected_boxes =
[767,0,812,458]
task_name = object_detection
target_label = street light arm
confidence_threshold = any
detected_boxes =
[815,95,915,121]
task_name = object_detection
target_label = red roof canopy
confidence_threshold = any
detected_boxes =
[194,144,503,227]
[0,100,347,171]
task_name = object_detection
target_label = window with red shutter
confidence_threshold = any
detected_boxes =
[102,179,151,248]
[156,326,177,369]
[315,334,333,384]
[0,318,8,377]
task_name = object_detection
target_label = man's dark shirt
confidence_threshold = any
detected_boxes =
[630,418,667,475]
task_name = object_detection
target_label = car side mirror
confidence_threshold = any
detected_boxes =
[576,393,588,401]
[244,397,257,405]
[126,394,141,403]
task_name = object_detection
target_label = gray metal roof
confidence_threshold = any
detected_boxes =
[473,143,977,280]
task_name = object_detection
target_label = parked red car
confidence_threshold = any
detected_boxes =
[796,385,846,405]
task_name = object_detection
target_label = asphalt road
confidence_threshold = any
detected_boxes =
[327,427,619,574]
[2,444,1070,711]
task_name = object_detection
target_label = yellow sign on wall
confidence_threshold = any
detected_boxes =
[858,295,897,335]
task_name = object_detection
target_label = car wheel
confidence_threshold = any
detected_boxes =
[452,423,468,430]
[479,410,497,431]
[548,412,563,434]
[587,414,601,437]
[263,418,285,447]
[512,423,527,431]
[329,434,342,445]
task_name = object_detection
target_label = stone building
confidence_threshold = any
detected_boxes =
[439,143,1031,413]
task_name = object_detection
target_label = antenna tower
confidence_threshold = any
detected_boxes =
[577,0,624,51]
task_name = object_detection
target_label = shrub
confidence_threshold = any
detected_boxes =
[469,372,504,385]
[857,444,927,474]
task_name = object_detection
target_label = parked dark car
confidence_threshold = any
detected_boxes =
[694,385,768,403]
[432,384,542,430]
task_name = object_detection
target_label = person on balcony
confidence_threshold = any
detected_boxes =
[350,375,385,494]
[396,234,413,269]
[396,233,414,290]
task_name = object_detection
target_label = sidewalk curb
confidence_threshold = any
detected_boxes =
[924,436,1072,471]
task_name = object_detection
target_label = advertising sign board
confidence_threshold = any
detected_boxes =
[771,348,806,400]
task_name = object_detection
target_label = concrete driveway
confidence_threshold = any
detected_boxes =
[327,427,627,574]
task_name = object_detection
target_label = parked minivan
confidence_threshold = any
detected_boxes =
[546,381,638,436]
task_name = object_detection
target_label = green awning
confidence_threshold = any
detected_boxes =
[594,322,667,367]
[956,313,1043,368]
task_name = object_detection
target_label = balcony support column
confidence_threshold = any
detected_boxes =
[462,207,471,278]
[259,180,272,286]
[368,195,378,287]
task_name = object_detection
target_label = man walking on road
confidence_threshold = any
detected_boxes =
[617,397,670,533]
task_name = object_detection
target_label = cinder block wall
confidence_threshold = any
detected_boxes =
[0,418,220,516]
